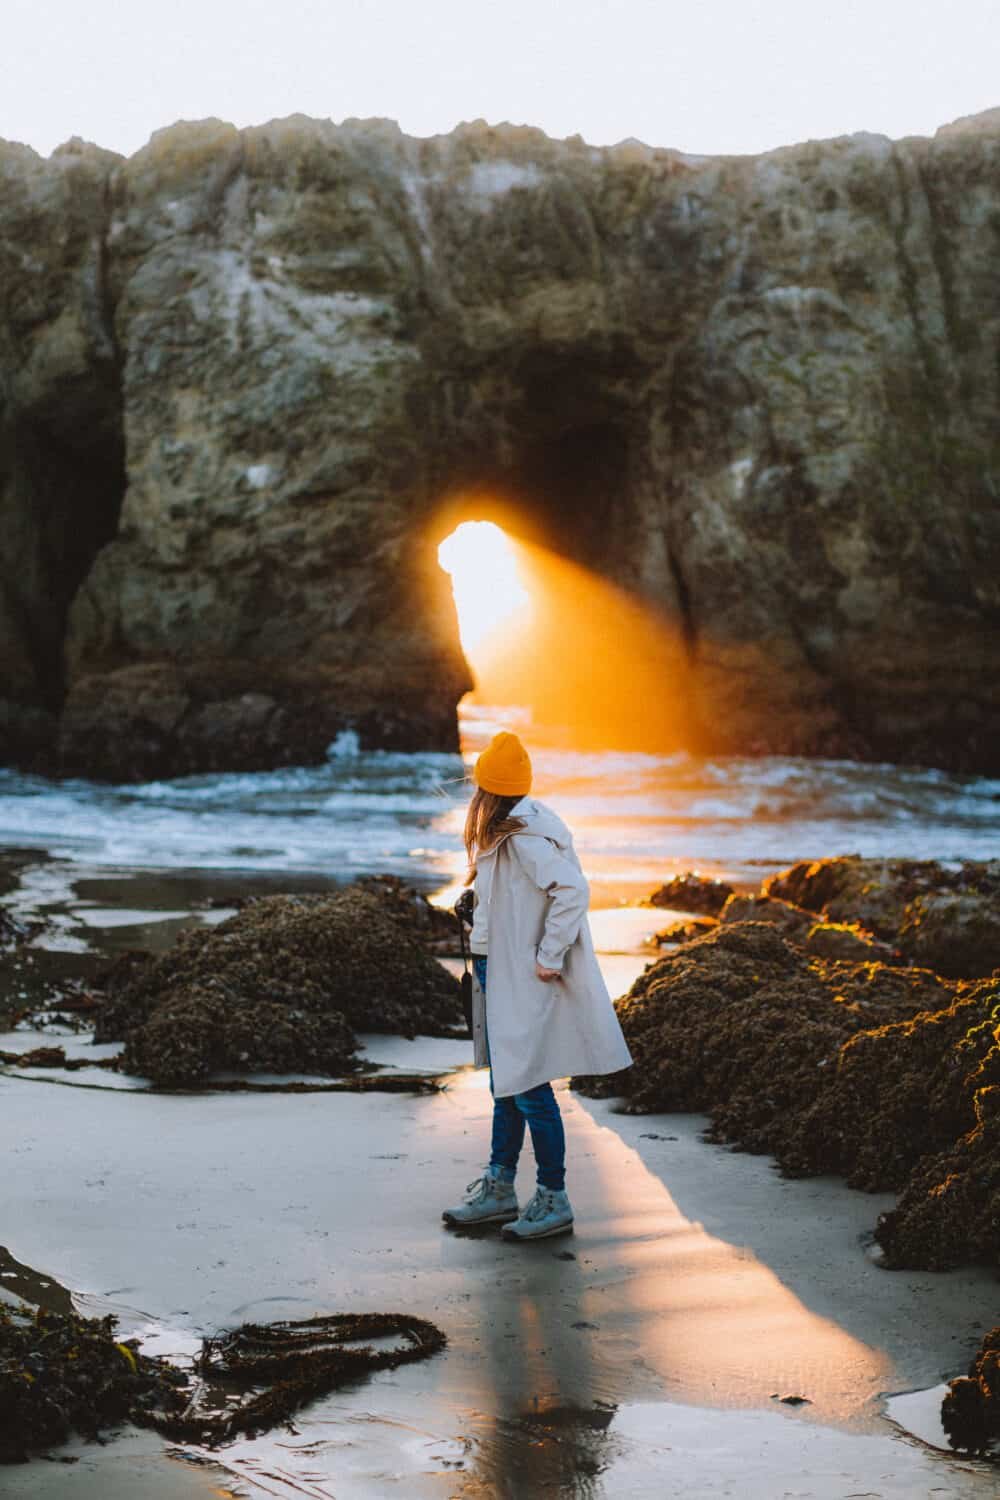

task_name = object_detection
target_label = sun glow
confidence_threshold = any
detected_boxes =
[437,521,530,653]
[435,506,696,754]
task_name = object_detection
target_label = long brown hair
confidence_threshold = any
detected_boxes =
[463,788,526,884]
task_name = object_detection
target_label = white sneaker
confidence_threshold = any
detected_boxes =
[500,1187,574,1241]
[442,1170,519,1226]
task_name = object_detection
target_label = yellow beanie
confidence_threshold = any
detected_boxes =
[473,731,532,796]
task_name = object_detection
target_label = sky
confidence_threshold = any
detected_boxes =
[5,0,999,161]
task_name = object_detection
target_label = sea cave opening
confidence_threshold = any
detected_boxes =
[434,499,692,758]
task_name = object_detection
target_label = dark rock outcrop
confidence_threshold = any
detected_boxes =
[3,111,1000,776]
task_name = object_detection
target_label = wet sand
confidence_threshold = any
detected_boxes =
[3,850,999,1494]
[3,1033,999,1498]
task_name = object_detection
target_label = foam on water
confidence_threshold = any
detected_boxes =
[0,707,996,892]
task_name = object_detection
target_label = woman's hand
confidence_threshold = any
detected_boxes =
[535,962,561,982]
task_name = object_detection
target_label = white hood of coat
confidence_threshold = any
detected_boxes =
[507,796,573,849]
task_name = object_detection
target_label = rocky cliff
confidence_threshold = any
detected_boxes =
[2,109,999,778]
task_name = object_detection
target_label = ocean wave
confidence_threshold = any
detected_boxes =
[0,738,996,881]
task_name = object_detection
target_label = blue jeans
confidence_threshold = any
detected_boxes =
[473,954,566,1192]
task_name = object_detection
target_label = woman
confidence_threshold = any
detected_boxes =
[443,730,633,1240]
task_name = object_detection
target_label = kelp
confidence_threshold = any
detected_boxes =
[1,1300,447,1462]
[147,1313,447,1446]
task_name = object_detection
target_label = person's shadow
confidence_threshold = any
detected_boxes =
[459,1238,619,1497]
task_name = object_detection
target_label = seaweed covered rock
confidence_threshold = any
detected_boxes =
[875,1064,1000,1270]
[764,856,1000,977]
[574,923,939,1168]
[718,893,814,940]
[94,883,462,1085]
[765,855,937,933]
[575,910,1000,1271]
[942,1327,1000,1455]
[802,922,896,962]
[654,916,718,946]
[647,873,734,916]
[716,894,894,961]
[355,875,458,954]
[0,1301,187,1463]
[120,988,360,1088]
[779,978,996,1189]
[898,892,1000,980]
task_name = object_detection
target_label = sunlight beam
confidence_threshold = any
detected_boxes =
[438,521,530,654]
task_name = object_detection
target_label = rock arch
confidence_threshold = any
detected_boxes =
[2,114,999,777]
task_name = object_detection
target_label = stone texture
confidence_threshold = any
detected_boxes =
[2,110,1000,777]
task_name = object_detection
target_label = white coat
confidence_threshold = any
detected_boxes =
[469,796,634,1098]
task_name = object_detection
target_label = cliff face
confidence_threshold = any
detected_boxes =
[2,110,999,778]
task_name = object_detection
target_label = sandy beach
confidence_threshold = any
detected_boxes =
[3,1023,999,1498]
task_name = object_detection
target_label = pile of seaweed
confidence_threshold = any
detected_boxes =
[1,1298,447,1463]
[93,881,462,1086]
[0,1300,187,1464]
